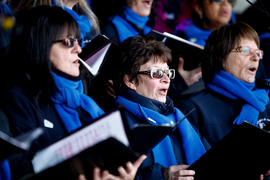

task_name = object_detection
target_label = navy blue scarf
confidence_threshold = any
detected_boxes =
[51,72,104,132]
[63,7,92,47]
[116,95,206,167]
[207,71,269,126]
[111,6,152,42]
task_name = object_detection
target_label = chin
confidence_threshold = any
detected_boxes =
[138,10,151,17]
[71,71,80,77]
[158,98,167,103]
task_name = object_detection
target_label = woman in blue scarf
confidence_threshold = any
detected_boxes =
[53,0,100,47]
[176,21,270,179]
[113,36,209,180]
[100,0,153,44]
[177,22,270,146]
[175,0,235,47]
[2,6,145,180]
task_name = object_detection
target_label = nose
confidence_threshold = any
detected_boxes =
[73,41,82,54]
[250,51,261,61]
[221,0,231,5]
[161,73,170,83]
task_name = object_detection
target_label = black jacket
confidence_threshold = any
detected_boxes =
[176,88,270,146]
[2,86,67,179]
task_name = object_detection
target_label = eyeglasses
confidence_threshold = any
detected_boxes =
[53,38,82,48]
[211,0,236,4]
[137,69,175,79]
[231,46,264,59]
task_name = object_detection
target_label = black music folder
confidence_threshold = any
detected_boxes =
[79,34,116,77]
[23,107,194,180]
[188,121,270,180]
[148,30,204,70]
[23,137,139,180]
[0,128,43,161]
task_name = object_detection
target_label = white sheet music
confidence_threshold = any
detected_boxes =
[32,110,129,173]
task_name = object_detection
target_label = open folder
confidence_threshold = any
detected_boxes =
[188,121,270,180]
[0,128,43,161]
[148,30,204,70]
[79,34,113,76]
[24,107,194,180]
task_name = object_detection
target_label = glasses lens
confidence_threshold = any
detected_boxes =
[151,69,164,79]
[168,69,175,79]
[240,47,250,54]
[62,38,82,48]
[77,38,82,46]
[256,50,263,59]
[62,38,72,47]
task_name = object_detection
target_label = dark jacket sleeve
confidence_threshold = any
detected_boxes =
[2,87,66,179]
[135,159,165,180]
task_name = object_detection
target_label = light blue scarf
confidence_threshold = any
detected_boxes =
[116,96,206,167]
[207,70,269,125]
[51,72,104,132]
[111,6,152,42]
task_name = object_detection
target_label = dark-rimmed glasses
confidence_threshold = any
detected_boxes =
[231,46,264,59]
[137,69,175,79]
[53,38,82,48]
[211,0,236,4]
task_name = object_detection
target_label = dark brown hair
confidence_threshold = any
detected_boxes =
[202,22,260,83]
[115,36,172,92]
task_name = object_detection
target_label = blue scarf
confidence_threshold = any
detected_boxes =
[116,96,206,167]
[207,71,269,126]
[111,6,152,42]
[175,20,211,47]
[51,72,104,132]
[63,7,92,47]
[0,3,13,17]
[0,160,11,180]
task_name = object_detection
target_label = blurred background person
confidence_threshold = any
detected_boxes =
[53,0,100,46]
[93,0,154,44]
[175,0,235,46]
[151,0,182,33]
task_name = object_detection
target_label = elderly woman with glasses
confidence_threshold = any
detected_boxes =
[175,0,235,47]
[177,22,270,148]
[113,36,210,180]
[2,6,146,180]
